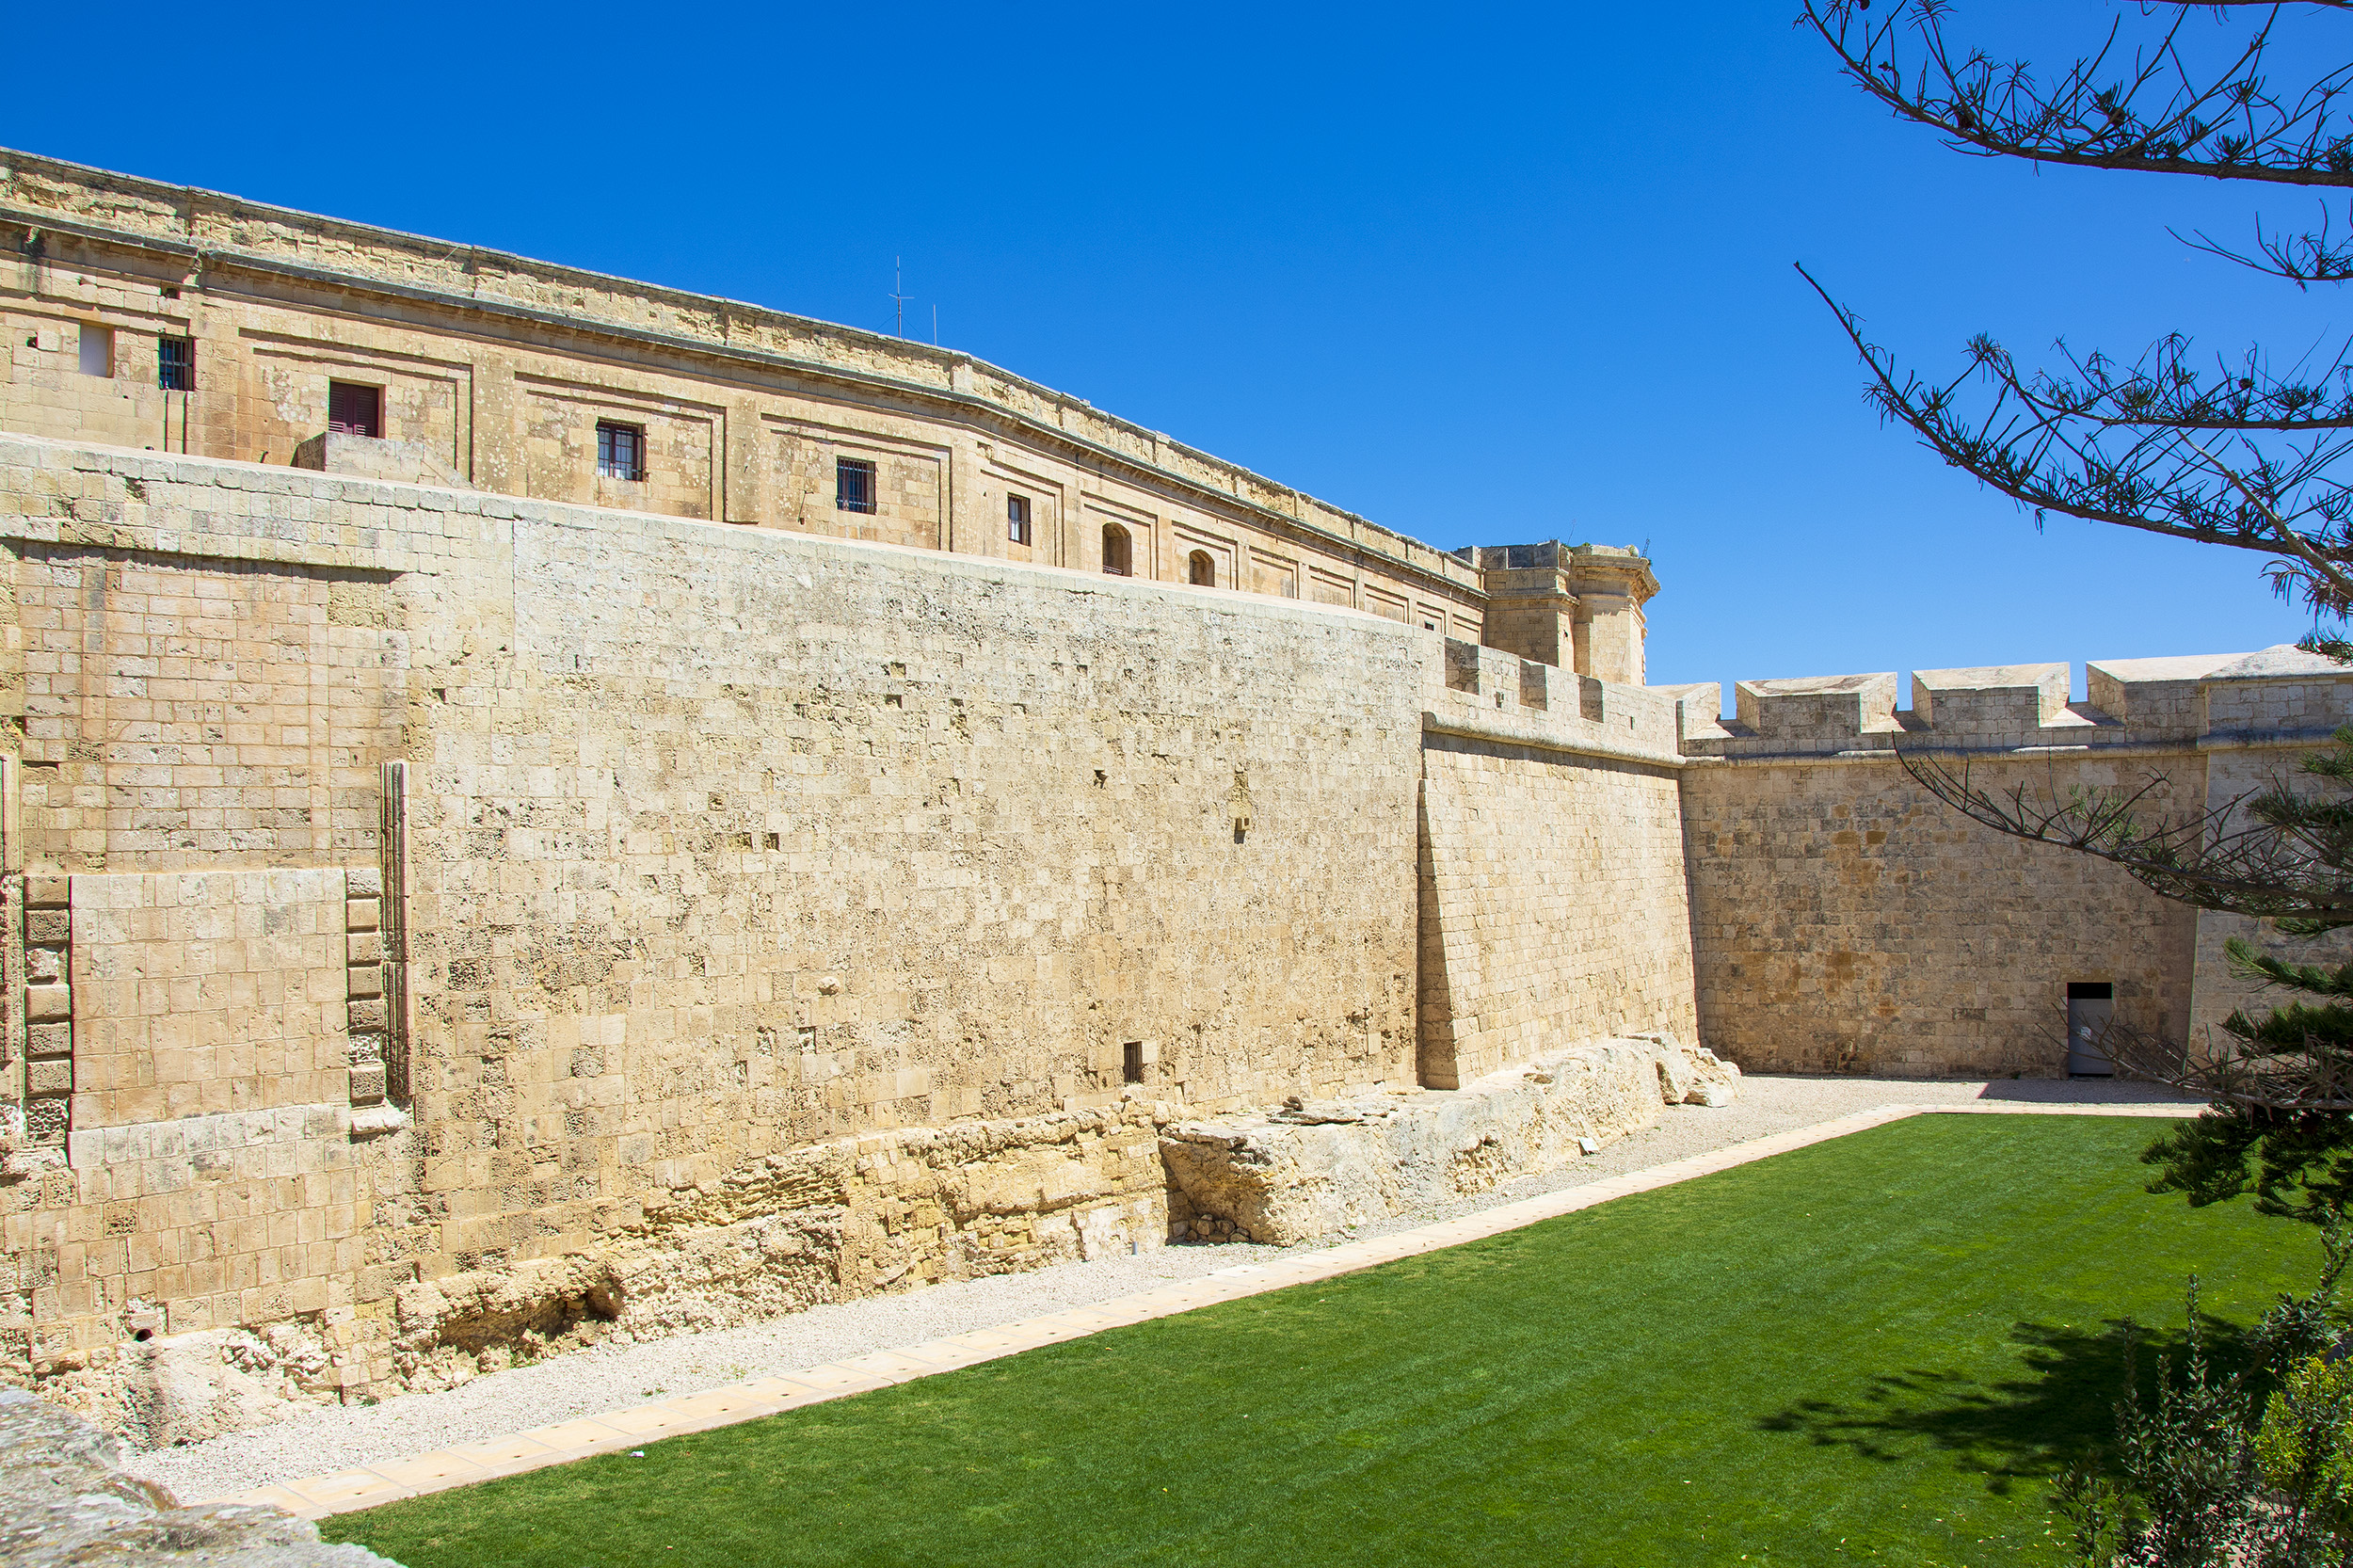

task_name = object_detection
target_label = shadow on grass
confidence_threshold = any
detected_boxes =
[1755,1317,2256,1496]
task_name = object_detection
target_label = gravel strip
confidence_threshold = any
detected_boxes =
[129,1073,2196,1503]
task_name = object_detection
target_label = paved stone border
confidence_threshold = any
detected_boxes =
[216,1101,2194,1520]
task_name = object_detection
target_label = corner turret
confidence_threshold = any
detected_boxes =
[1454,541,1658,684]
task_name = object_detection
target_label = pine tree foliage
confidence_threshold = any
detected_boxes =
[1801,0,2353,622]
[1802,0,2353,1207]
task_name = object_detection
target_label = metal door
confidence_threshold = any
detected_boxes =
[2067,983,2115,1076]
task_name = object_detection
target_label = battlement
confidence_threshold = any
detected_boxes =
[1664,646,2353,760]
[1425,636,1684,765]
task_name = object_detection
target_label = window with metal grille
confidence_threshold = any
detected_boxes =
[78,325,113,377]
[1007,494,1031,545]
[156,336,194,392]
[836,456,876,514]
[328,381,382,438]
[597,421,646,481]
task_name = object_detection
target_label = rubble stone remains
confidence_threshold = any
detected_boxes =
[0,148,2341,1446]
[0,1387,393,1564]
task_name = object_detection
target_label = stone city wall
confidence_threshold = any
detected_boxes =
[1670,652,2353,1077]
[1417,640,1698,1088]
[0,432,1705,1435]
[11,428,2353,1445]
[0,432,1609,1434]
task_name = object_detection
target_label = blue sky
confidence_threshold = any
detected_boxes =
[5,2,2340,695]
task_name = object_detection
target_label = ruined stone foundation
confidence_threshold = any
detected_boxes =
[80,1051,1735,1445]
[76,1102,1172,1448]
[1161,1037,1737,1244]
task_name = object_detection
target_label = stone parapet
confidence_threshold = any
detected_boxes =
[1671,646,2353,760]
[1424,635,1683,765]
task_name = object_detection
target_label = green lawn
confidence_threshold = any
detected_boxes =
[328,1116,2319,1568]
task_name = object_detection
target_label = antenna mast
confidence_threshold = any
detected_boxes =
[890,257,910,339]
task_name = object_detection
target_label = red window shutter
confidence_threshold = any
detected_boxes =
[328,383,381,438]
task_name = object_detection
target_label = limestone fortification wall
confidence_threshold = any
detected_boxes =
[1680,753,2201,1077]
[0,430,1703,1438]
[1417,641,1696,1088]
[0,431,1442,1425]
[1671,653,2353,1077]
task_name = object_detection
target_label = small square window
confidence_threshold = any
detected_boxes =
[1008,493,1032,545]
[78,324,113,378]
[328,381,382,438]
[157,336,195,392]
[837,456,876,514]
[597,421,646,481]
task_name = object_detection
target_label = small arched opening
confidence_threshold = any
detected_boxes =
[1101,523,1132,577]
[1188,550,1215,587]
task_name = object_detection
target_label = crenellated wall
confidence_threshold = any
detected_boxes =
[1417,641,1695,1089]
[8,425,2353,1438]
[1669,651,2353,1077]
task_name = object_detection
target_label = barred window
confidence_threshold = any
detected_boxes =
[837,456,876,514]
[597,421,646,481]
[328,381,381,438]
[1007,493,1031,545]
[157,336,195,392]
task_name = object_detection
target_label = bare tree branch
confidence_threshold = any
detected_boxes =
[1898,745,2353,923]
[1801,0,2353,186]
[1799,264,2353,618]
[2179,199,2353,284]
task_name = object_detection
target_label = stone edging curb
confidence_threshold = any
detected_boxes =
[213,1100,2193,1519]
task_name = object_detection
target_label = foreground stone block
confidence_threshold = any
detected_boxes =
[1160,1037,1738,1243]
[0,1388,397,1566]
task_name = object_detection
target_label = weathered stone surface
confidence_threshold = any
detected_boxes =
[0,1388,396,1566]
[1160,1038,1739,1243]
[115,1329,338,1449]
[373,1101,1174,1398]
